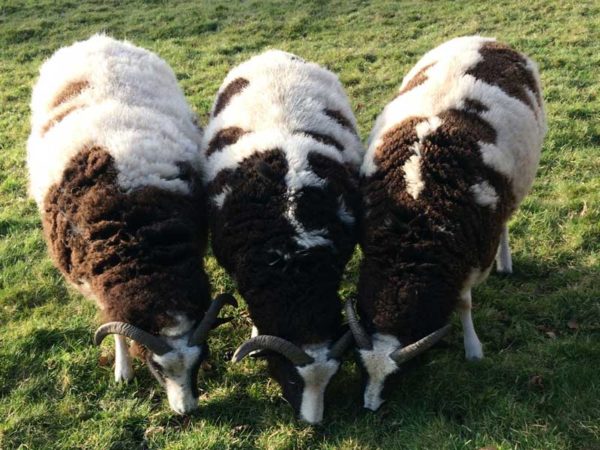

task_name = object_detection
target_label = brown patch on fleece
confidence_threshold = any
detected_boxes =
[296,129,343,152]
[41,104,85,136]
[463,98,488,113]
[42,147,210,334]
[207,149,358,345]
[51,80,90,108]
[213,78,249,117]
[324,109,356,134]
[205,127,248,157]
[358,107,514,343]
[467,41,541,111]
[397,63,435,96]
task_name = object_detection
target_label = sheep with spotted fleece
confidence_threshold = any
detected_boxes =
[201,50,364,424]
[27,34,235,415]
[348,36,547,411]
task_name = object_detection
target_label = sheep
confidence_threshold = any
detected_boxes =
[200,50,364,424]
[26,34,236,415]
[348,36,547,411]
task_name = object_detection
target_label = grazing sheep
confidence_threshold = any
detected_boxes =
[27,34,235,415]
[349,36,547,411]
[201,50,364,423]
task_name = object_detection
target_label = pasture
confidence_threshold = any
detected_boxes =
[0,1,598,448]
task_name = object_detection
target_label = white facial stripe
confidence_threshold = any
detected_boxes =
[358,333,402,411]
[151,317,203,414]
[296,343,340,424]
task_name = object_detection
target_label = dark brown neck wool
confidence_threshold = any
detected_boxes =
[42,147,210,333]
[358,104,515,343]
[208,149,360,345]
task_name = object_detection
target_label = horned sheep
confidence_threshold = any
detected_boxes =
[27,34,235,415]
[348,36,547,411]
[200,50,364,424]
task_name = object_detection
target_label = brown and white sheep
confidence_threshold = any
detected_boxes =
[200,50,364,423]
[349,36,547,411]
[27,34,235,415]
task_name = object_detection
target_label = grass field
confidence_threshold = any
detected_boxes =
[1,1,599,449]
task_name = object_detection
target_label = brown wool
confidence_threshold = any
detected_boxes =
[208,149,359,345]
[296,129,344,152]
[40,104,85,136]
[397,62,435,96]
[42,147,210,333]
[51,80,90,108]
[467,42,541,111]
[206,127,248,157]
[213,78,250,117]
[359,102,515,342]
[324,109,357,134]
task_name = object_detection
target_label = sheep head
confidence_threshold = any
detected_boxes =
[232,331,353,424]
[345,300,450,411]
[94,293,237,415]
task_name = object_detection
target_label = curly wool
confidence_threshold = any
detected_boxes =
[358,36,546,342]
[202,50,364,344]
[27,35,209,333]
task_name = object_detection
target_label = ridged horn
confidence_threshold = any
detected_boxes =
[189,293,238,346]
[327,330,354,360]
[345,299,373,350]
[232,335,315,366]
[94,322,173,356]
[389,324,451,364]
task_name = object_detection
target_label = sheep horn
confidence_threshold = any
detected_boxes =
[94,322,173,356]
[189,293,238,346]
[327,330,354,360]
[389,324,451,364]
[232,335,315,366]
[345,299,373,350]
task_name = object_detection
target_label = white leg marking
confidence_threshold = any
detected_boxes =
[496,224,513,274]
[460,290,483,361]
[114,335,134,382]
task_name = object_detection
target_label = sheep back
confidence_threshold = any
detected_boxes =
[27,35,209,332]
[201,50,364,344]
[358,36,546,340]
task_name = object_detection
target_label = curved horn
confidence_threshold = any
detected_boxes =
[232,335,315,366]
[94,322,173,356]
[189,293,238,345]
[389,324,451,364]
[327,330,354,360]
[345,299,373,350]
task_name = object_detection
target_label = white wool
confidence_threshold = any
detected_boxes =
[201,49,364,250]
[470,181,499,208]
[27,34,202,206]
[362,35,546,205]
[403,153,424,200]
[201,49,364,182]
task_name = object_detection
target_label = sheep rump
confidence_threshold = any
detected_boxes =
[27,35,209,333]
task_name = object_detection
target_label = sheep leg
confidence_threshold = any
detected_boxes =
[459,289,484,361]
[114,335,134,382]
[496,224,513,274]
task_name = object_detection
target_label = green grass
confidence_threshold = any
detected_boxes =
[1,0,599,448]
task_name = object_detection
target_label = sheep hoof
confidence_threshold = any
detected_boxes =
[465,345,484,361]
[114,364,134,383]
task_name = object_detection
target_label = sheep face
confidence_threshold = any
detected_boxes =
[264,344,341,424]
[356,333,402,411]
[147,337,206,415]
